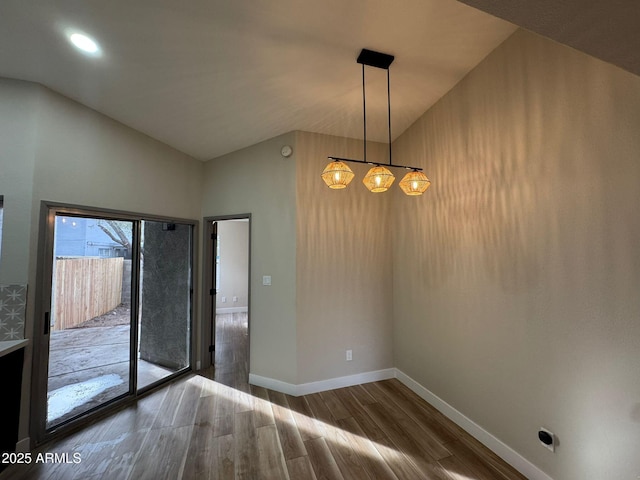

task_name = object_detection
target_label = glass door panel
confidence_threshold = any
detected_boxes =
[47,215,133,428]
[137,221,192,390]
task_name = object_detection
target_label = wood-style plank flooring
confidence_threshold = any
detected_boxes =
[2,313,527,479]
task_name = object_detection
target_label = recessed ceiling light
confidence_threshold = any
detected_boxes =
[69,32,99,54]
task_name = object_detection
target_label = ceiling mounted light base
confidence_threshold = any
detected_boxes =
[357,49,394,69]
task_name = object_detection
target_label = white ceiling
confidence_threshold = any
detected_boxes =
[0,0,516,160]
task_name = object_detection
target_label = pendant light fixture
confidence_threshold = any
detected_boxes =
[322,48,430,196]
[363,166,395,192]
[399,170,431,195]
[321,159,355,189]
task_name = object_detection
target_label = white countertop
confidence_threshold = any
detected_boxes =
[0,339,29,357]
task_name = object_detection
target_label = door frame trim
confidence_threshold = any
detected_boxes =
[201,214,251,373]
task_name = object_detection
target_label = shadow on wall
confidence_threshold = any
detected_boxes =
[297,134,392,310]
[394,90,547,295]
[295,132,394,380]
[391,38,634,297]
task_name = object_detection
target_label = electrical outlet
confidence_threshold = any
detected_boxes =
[221,296,226,303]
[233,296,238,302]
[346,349,353,361]
[538,427,555,452]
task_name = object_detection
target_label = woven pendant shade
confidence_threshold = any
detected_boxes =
[399,170,431,196]
[321,160,355,189]
[363,166,395,192]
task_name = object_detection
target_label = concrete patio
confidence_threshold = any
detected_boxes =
[47,324,177,427]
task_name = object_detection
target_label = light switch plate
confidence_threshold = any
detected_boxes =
[262,275,272,286]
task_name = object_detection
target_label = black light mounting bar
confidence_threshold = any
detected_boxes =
[327,156,423,172]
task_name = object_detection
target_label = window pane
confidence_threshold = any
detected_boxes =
[47,215,133,428]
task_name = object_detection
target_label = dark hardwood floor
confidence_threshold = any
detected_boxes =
[1,313,526,479]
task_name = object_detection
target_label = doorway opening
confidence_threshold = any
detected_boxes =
[203,215,250,390]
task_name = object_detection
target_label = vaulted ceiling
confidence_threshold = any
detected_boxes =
[0,1,636,161]
[458,0,640,78]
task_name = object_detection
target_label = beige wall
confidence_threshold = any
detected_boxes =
[31,87,203,219]
[0,79,39,284]
[392,30,640,479]
[202,133,297,383]
[295,131,393,383]
[0,79,204,445]
[216,220,249,310]
[203,131,395,386]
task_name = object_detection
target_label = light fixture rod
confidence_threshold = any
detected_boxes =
[357,49,396,168]
[362,63,367,163]
[387,67,392,166]
[328,156,423,172]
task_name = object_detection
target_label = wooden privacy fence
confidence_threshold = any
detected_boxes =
[52,257,124,331]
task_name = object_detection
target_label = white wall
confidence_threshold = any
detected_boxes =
[392,30,640,480]
[216,219,249,310]
[202,133,297,384]
[0,79,204,446]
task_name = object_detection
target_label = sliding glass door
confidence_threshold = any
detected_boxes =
[37,205,194,440]
[137,220,192,389]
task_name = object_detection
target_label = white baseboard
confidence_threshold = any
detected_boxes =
[216,307,248,314]
[395,369,552,480]
[249,367,549,479]
[248,374,297,395]
[15,437,30,453]
[249,368,395,397]
[296,368,395,396]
